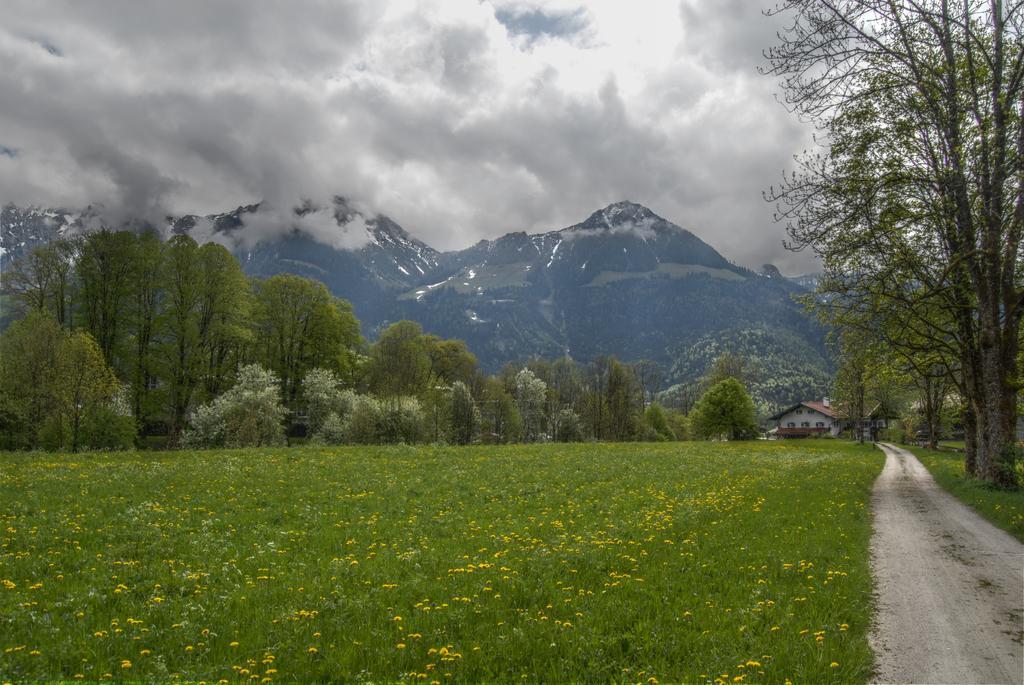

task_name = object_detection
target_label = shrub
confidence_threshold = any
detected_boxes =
[80,387,137,450]
[185,364,287,448]
[302,368,357,437]
[346,396,384,444]
[552,408,584,442]
[643,403,676,442]
[380,396,425,444]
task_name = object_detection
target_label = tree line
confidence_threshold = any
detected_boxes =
[766,0,1023,487]
[0,229,760,450]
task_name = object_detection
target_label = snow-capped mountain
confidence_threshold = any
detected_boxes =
[1,198,832,405]
[171,197,440,288]
[0,206,88,266]
[425,201,748,299]
[389,202,827,394]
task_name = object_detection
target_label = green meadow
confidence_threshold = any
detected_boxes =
[1,441,883,684]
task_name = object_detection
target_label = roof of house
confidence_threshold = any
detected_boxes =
[770,400,892,422]
[769,401,840,421]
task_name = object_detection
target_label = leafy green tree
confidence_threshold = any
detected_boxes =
[0,312,63,449]
[367,320,432,396]
[667,410,691,441]
[252,274,361,408]
[54,331,122,452]
[426,337,478,386]
[449,381,480,445]
[77,230,137,365]
[552,407,584,442]
[766,1,1023,486]
[0,239,77,327]
[642,403,676,442]
[833,331,908,443]
[549,357,586,415]
[479,377,522,444]
[127,232,165,430]
[605,358,640,441]
[195,243,253,399]
[632,360,664,409]
[159,235,204,441]
[690,379,758,441]
[184,364,286,448]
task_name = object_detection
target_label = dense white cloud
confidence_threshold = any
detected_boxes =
[0,0,818,272]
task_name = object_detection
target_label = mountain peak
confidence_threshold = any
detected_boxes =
[582,201,657,229]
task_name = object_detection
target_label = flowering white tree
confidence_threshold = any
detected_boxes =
[514,368,548,442]
[185,364,286,448]
[302,367,358,444]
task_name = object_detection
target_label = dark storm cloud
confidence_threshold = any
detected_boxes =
[0,0,817,273]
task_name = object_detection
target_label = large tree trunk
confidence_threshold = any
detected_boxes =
[971,341,1019,488]
[963,403,978,477]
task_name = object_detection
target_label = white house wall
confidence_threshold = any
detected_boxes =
[776,407,842,436]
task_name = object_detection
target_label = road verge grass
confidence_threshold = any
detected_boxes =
[909,446,1024,542]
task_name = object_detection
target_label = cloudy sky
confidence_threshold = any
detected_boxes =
[0,0,818,272]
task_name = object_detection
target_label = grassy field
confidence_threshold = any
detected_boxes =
[1,440,883,684]
[910,447,1024,542]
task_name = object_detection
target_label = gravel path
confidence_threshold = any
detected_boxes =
[870,443,1024,684]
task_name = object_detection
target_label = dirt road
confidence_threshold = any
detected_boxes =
[870,443,1024,684]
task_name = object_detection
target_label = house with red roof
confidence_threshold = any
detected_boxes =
[769,398,891,440]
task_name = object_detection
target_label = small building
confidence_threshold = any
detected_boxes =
[770,399,842,438]
[769,398,891,441]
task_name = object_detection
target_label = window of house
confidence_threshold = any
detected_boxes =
[816,422,824,427]
[801,422,810,427]
[796,409,803,414]
[787,422,795,428]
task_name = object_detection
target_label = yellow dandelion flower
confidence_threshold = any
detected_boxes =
[830,662,839,668]
[307,646,318,654]
[396,643,407,649]
[121,660,132,669]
